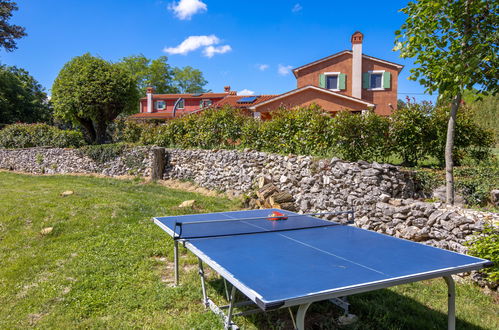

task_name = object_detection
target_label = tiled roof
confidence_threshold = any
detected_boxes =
[129,112,177,119]
[212,95,278,108]
[140,93,229,100]
[248,85,375,110]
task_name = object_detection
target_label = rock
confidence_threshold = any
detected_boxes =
[401,226,429,242]
[60,190,74,197]
[178,200,196,208]
[428,210,443,226]
[412,217,427,228]
[490,189,499,206]
[379,193,390,203]
[432,185,466,206]
[388,199,403,206]
[40,227,53,235]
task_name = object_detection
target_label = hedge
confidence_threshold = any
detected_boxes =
[0,123,85,149]
[115,103,493,167]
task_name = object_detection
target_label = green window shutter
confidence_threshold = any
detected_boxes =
[338,73,346,90]
[383,71,391,88]
[319,74,326,88]
[362,72,370,89]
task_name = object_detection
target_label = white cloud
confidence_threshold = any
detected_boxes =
[169,0,207,20]
[257,64,269,71]
[292,3,302,13]
[164,35,219,55]
[238,89,255,96]
[278,64,293,76]
[203,45,232,58]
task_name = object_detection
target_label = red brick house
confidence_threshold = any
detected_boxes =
[131,32,403,120]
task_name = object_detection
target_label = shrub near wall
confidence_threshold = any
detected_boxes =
[0,123,85,148]
[114,103,493,166]
[254,106,335,156]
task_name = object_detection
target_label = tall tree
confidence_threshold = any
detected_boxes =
[0,64,51,124]
[52,54,137,144]
[0,0,26,51]
[118,55,178,96]
[173,66,208,93]
[395,0,498,204]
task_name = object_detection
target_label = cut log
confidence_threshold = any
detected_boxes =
[256,176,272,189]
[256,183,278,200]
[263,198,273,209]
[255,199,264,209]
[269,192,294,205]
[279,202,296,211]
[248,199,257,209]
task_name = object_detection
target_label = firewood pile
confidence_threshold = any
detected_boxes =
[244,176,297,211]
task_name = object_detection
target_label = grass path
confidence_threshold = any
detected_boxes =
[0,172,497,329]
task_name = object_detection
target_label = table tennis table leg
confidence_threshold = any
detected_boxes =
[295,302,311,330]
[198,258,209,307]
[225,286,237,330]
[443,276,455,330]
[174,240,179,286]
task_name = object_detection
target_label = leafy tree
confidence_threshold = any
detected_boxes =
[0,64,52,124]
[173,66,208,93]
[118,55,178,96]
[51,54,137,144]
[0,0,26,52]
[395,0,499,204]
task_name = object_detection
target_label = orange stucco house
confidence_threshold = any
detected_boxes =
[131,32,403,120]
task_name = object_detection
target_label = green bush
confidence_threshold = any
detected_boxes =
[255,105,335,155]
[412,168,442,196]
[111,118,151,144]
[455,160,499,206]
[330,111,392,162]
[187,106,249,149]
[466,224,499,284]
[0,123,85,149]
[428,106,494,166]
[110,102,493,168]
[78,143,128,164]
[390,101,433,166]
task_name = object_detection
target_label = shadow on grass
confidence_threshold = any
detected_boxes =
[206,278,486,330]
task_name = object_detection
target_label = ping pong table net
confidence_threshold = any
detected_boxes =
[172,211,354,240]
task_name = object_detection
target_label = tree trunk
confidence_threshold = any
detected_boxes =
[95,120,108,145]
[76,117,96,143]
[445,93,461,205]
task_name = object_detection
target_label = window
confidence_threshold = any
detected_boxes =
[326,75,338,90]
[155,100,166,110]
[363,71,391,90]
[370,73,383,89]
[320,72,346,91]
[176,99,185,109]
[200,99,212,108]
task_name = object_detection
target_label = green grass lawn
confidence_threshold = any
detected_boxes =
[0,172,497,329]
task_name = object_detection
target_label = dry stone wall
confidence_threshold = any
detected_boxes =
[0,147,152,176]
[1,147,497,259]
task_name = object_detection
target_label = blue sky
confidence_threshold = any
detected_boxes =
[1,0,435,102]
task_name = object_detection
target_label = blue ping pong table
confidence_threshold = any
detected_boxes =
[154,209,492,330]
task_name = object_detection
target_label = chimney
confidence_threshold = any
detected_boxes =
[224,86,231,93]
[146,87,154,113]
[351,31,363,99]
